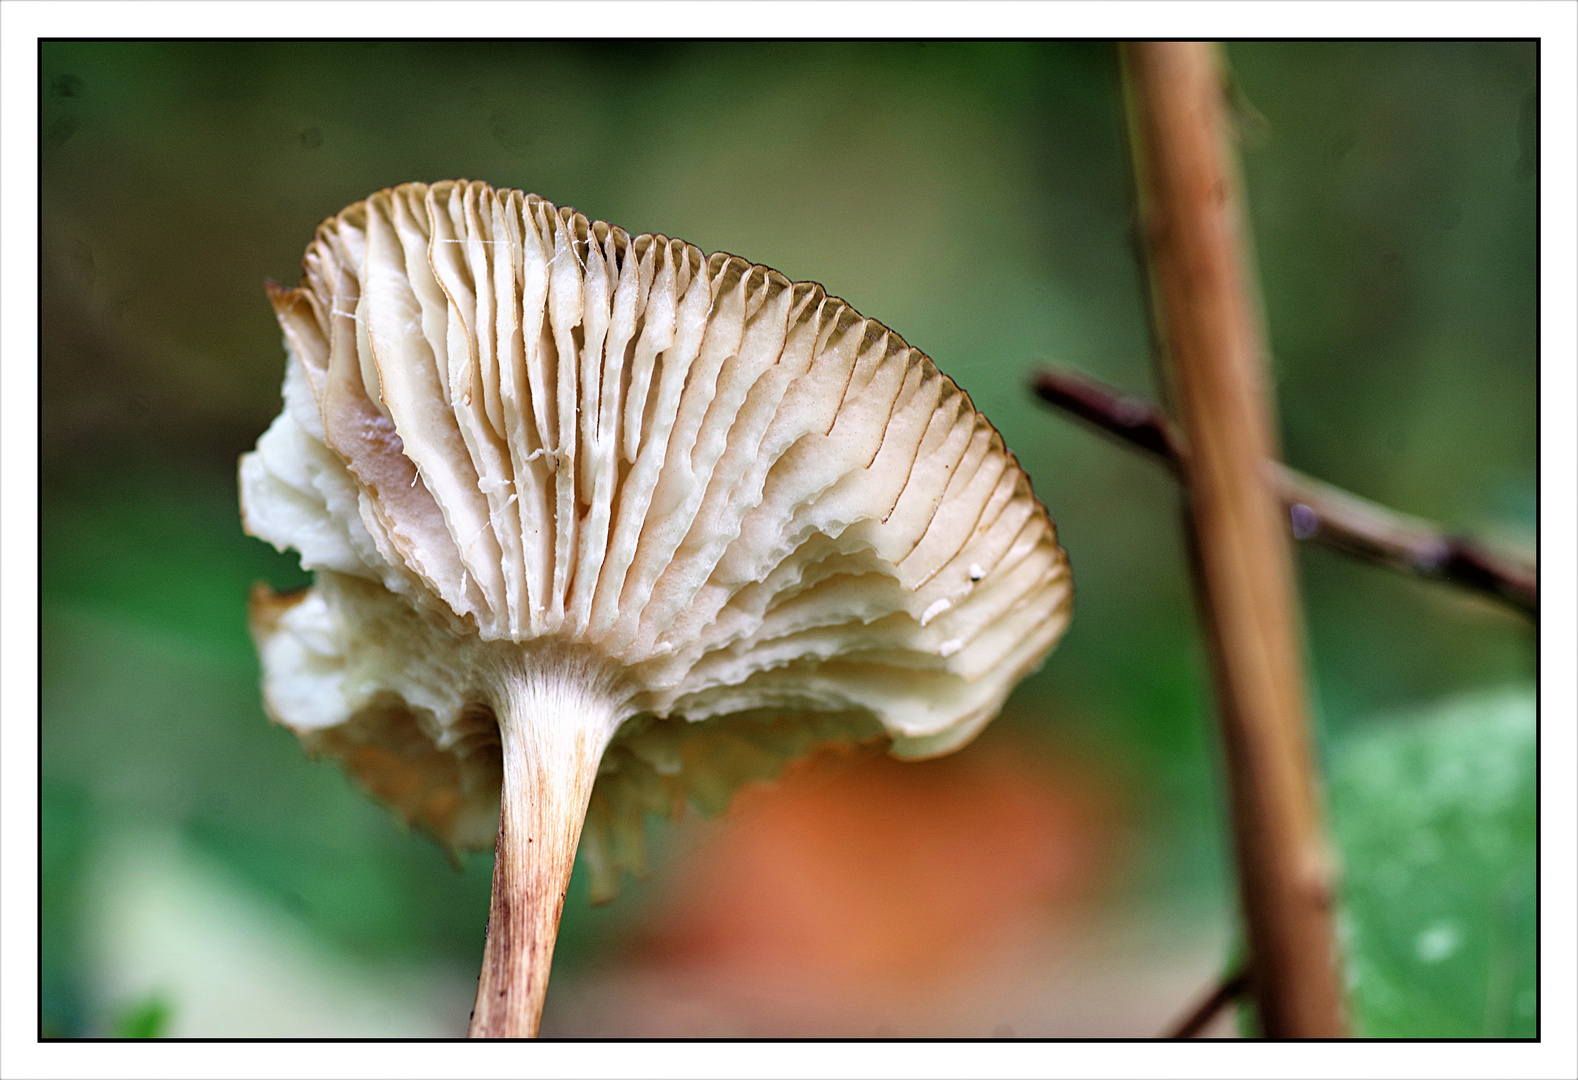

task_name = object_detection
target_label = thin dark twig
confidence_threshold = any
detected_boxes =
[1166,964,1252,1039]
[1034,366,1182,465]
[1032,366,1537,620]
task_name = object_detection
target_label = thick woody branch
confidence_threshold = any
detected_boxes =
[1125,39,1346,1038]
[1032,367,1537,619]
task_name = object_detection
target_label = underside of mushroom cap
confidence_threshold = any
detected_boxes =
[241,180,1071,899]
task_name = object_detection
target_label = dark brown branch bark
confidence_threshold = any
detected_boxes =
[1125,40,1347,1038]
[1166,964,1251,1039]
[1031,367,1538,619]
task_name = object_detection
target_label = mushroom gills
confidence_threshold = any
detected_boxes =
[241,181,1072,1036]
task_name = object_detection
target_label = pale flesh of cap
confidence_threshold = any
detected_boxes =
[240,180,1071,1035]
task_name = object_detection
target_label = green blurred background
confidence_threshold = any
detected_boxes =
[40,41,1536,1038]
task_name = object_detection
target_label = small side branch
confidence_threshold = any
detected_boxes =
[1165,964,1252,1039]
[1032,367,1537,619]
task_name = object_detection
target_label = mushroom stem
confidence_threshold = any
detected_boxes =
[469,653,623,1038]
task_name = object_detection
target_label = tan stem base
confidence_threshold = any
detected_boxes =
[468,656,621,1038]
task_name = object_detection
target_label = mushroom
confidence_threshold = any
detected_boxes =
[240,180,1072,1037]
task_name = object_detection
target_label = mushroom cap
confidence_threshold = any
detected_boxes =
[241,180,1071,898]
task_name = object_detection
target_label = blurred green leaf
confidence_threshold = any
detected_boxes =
[42,457,308,663]
[112,994,172,1038]
[1330,687,1536,1037]
[183,817,414,957]
[41,781,91,1038]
